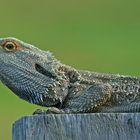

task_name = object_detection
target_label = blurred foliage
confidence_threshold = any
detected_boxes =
[0,0,140,139]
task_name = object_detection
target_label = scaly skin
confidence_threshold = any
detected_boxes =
[0,37,140,114]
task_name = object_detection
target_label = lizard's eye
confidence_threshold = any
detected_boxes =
[4,42,17,51]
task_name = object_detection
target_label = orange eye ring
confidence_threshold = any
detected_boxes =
[3,42,17,51]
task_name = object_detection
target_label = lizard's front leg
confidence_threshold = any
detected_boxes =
[61,83,112,113]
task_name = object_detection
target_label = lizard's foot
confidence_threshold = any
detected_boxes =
[33,109,46,115]
[33,107,64,115]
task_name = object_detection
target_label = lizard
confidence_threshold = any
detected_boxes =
[0,37,140,114]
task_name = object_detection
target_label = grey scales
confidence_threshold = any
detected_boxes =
[0,37,140,114]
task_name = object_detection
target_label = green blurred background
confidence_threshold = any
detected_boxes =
[0,0,140,139]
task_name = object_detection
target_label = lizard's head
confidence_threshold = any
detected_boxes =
[0,37,68,107]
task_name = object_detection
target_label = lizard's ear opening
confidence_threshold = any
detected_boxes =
[35,63,56,79]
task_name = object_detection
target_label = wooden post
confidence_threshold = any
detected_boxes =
[12,113,140,140]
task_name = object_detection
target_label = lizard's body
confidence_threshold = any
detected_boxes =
[79,71,140,111]
[0,37,140,114]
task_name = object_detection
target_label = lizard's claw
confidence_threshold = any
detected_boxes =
[47,107,65,114]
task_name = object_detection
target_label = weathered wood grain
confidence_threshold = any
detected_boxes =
[12,113,140,140]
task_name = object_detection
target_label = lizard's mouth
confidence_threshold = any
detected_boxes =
[35,63,56,79]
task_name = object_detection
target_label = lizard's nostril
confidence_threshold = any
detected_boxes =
[35,63,56,79]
